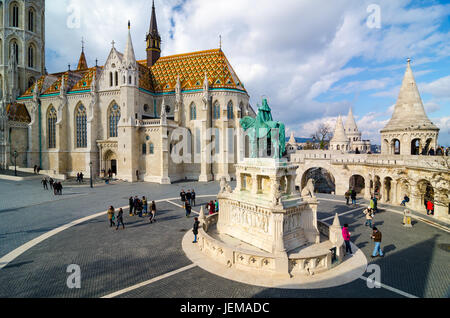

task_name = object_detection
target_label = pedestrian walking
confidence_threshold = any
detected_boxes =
[185,201,192,217]
[342,224,352,255]
[426,200,434,216]
[345,190,350,205]
[80,172,84,183]
[364,208,374,228]
[208,201,215,215]
[41,177,48,190]
[371,227,384,258]
[373,196,378,212]
[180,189,186,203]
[116,208,125,230]
[137,199,143,217]
[150,201,156,223]
[129,196,134,216]
[401,194,409,206]
[107,206,116,228]
[76,173,80,183]
[49,178,54,189]
[133,196,139,215]
[369,197,375,211]
[192,217,200,243]
[350,189,357,206]
[215,200,219,213]
[142,196,148,216]
[191,189,196,206]
[186,190,192,205]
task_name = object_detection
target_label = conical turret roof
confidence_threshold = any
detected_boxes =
[124,21,136,65]
[345,107,358,133]
[331,115,348,143]
[382,59,438,132]
[77,50,88,71]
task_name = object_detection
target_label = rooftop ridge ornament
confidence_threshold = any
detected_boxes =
[240,98,285,159]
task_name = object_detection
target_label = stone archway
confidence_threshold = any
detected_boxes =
[417,179,434,213]
[383,176,393,203]
[391,139,400,155]
[411,138,420,155]
[301,167,336,194]
[104,150,118,177]
[349,175,365,195]
[396,179,410,204]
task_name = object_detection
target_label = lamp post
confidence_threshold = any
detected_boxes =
[312,136,316,150]
[13,150,18,176]
[89,161,93,188]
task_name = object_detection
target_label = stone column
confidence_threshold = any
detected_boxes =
[199,120,212,182]
[364,176,371,200]
[251,173,258,195]
[391,180,398,204]
[434,191,449,221]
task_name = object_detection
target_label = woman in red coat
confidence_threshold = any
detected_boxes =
[426,200,434,215]
[209,201,215,215]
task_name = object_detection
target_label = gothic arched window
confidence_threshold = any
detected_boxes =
[11,41,19,64]
[109,72,113,87]
[75,104,87,148]
[149,143,154,154]
[190,103,196,120]
[227,101,234,120]
[115,72,118,86]
[109,104,121,138]
[47,106,57,149]
[28,45,34,68]
[28,8,35,32]
[213,101,220,120]
[10,3,19,27]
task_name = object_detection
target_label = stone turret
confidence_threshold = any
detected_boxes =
[330,115,349,152]
[380,59,439,155]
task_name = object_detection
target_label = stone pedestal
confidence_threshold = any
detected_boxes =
[217,158,320,274]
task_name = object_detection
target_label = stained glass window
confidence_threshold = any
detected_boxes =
[227,101,234,120]
[190,103,196,120]
[109,104,121,138]
[47,106,57,149]
[76,104,87,148]
[213,102,220,120]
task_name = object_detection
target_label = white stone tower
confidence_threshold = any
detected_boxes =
[0,0,45,102]
[329,115,349,151]
[380,59,439,155]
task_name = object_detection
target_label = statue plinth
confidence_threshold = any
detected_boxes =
[217,158,320,257]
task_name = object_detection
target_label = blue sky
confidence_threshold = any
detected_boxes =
[45,0,450,146]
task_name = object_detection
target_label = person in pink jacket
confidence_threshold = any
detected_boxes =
[342,224,352,255]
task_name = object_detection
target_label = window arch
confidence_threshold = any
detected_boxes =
[149,143,154,154]
[190,102,197,120]
[47,106,57,149]
[28,7,35,32]
[75,104,87,148]
[115,72,118,86]
[213,101,220,120]
[108,103,121,138]
[10,40,19,65]
[10,2,19,27]
[109,72,113,87]
[28,44,35,68]
[227,101,234,120]
[142,143,147,155]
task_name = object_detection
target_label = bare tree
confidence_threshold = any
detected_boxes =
[312,123,333,150]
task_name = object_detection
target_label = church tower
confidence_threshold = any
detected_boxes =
[146,0,161,67]
[0,0,45,102]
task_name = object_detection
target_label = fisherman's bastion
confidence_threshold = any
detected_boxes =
[290,59,449,223]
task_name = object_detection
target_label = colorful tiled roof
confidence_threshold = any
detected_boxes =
[19,48,246,99]
[77,50,88,70]
[146,49,246,93]
[6,103,31,123]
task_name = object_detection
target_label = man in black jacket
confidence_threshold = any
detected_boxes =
[192,217,200,243]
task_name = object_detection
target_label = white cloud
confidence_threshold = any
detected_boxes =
[421,76,450,99]
[43,0,450,138]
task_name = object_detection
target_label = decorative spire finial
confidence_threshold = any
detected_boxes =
[81,37,85,52]
[219,35,222,50]
[407,58,411,64]
[128,20,130,30]
[111,40,115,48]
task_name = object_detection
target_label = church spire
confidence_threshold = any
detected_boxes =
[124,20,136,65]
[146,0,161,67]
[77,38,88,70]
